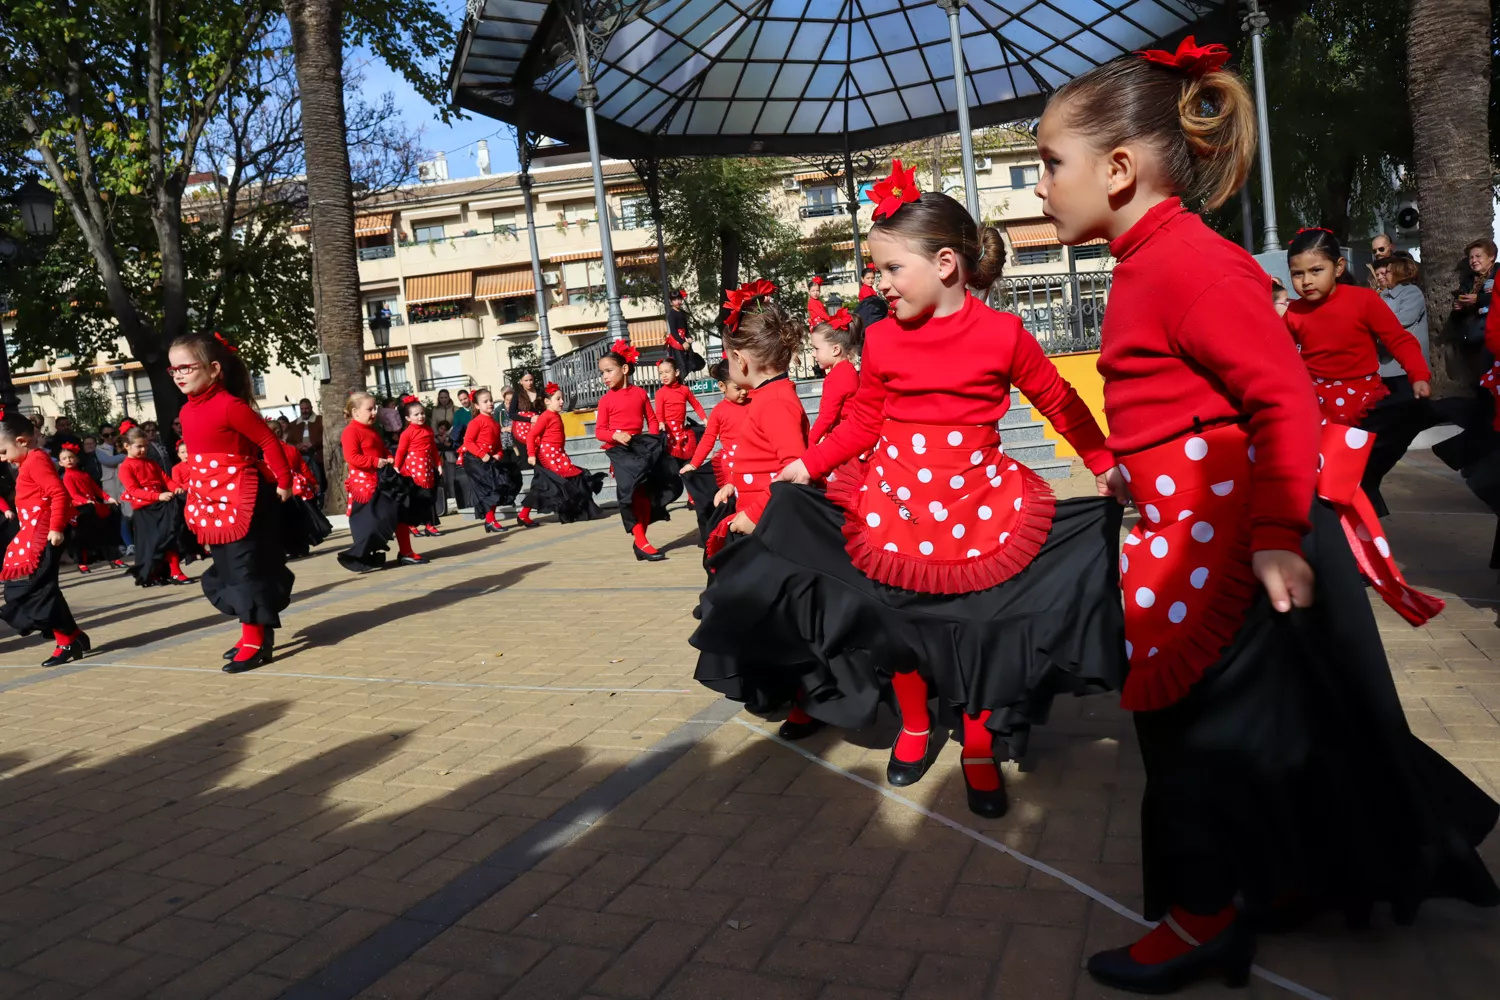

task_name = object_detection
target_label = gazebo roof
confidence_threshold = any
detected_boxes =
[451,0,1236,157]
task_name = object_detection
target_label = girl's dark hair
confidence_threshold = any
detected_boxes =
[0,411,35,441]
[869,192,1006,291]
[709,357,730,383]
[169,332,256,401]
[812,314,866,358]
[1052,57,1256,211]
[264,418,284,440]
[403,399,425,415]
[124,427,151,446]
[472,387,493,404]
[723,301,803,372]
[1269,277,1286,294]
[1286,227,1342,265]
[657,355,680,372]
[602,350,635,375]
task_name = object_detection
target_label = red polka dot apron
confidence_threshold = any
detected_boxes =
[183,453,261,545]
[1317,422,1444,625]
[344,468,378,514]
[2,502,54,580]
[824,420,1055,595]
[537,442,583,477]
[1116,424,1258,711]
[664,418,698,461]
[1481,361,1500,431]
[1314,374,1387,424]
[398,450,435,489]
[292,468,317,501]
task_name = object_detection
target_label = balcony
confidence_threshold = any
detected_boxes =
[366,380,414,397]
[799,203,844,220]
[358,244,395,261]
[420,374,475,392]
[492,318,540,339]
[404,315,483,347]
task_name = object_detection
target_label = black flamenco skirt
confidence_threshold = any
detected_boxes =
[691,483,1126,758]
[521,466,606,523]
[399,483,440,527]
[463,457,523,516]
[1134,500,1499,922]
[610,434,683,533]
[69,506,122,564]
[281,497,333,560]
[681,465,724,547]
[128,498,189,586]
[1,544,77,636]
[199,483,293,627]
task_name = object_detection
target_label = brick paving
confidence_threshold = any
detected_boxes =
[0,456,1494,999]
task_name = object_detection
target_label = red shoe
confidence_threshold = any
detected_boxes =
[111,560,125,568]
[426,525,441,536]
[78,565,90,574]
[170,573,191,585]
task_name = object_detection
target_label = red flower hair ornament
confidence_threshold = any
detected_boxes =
[400,394,419,405]
[868,159,921,221]
[544,382,561,396]
[1135,36,1231,77]
[723,279,777,333]
[60,442,81,453]
[213,331,238,353]
[607,339,640,366]
[806,298,851,332]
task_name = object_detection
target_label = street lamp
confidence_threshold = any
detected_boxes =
[369,312,393,397]
[14,178,56,239]
[108,365,131,419]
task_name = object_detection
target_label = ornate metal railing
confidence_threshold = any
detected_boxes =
[992,272,1112,354]
[419,375,474,392]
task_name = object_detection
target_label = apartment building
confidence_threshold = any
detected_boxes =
[3,137,1114,424]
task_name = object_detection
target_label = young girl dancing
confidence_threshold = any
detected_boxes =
[517,382,606,526]
[806,300,863,445]
[58,443,124,572]
[655,357,707,467]
[693,165,1123,819]
[1284,227,1431,424]
[462,387,521,533]
[1035,39,1496,992]
[394,396,442,542]
[266,420,332,560]
[119,427,192,586]
[169,332,293,673]
[596,340,681,560]
[338,392,415,571]
[0,411,89,666]
[679,358,750,545]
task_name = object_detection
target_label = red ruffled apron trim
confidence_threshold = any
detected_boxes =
[1314,374,1387,424]
[824,420,1056,596]
[292,472,318,501]
[1317,422,1444,626]
[664,419,697,460]
[399,455,436,489]
[706,517,732,561]
[1117,424,1260,712]
[345,468,379,513]
[1,503,52,580]
[183,453,260,545]
[1480,361,1500,432]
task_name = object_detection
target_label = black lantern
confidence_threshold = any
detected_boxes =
[369,312,393,396]
[108,365,131,418]
[14,178,55,239]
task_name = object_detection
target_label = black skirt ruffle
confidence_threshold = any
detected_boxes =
[691,483,1126,757]
[610,434,683,533]
[1,543,77,636]
[200,483,293,626]
[282,497,333,560]
[521,466,606,523]
[68,506,122,564]
[464,457,522,516]
[128,498,188,586]
[1135,500,1499,922]
[681,465,724,546]
[399,483,440,526]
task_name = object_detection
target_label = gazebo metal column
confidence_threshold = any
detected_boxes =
[1243,0,1280,252]
[938,0,981,222]
[842,144,864,274]
[518,136,556,377]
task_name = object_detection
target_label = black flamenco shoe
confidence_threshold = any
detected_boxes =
[633,545,666,562]
[42,638,89,668]
[1087,919,1254,994]
[222,630,274,674]
[886,728,933,786]
[484,521,509,534]
[961,758,1009,818]
[398,553,430,566]
[223,646,239,661]
[778,717,826,741]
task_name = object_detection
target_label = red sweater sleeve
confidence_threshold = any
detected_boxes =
[224,398,292,488]
[808,361,858,445]
[1175,275,1320,553]
[690,406,723,467]
[642,389,660,434]
[595,393,618,446]
[654,389,668,429]
[342,425,385,471]
[740,396,810,523]
[35,459,70,531]
[1008,333,1114,475]
[685,386,706,421]
[394,426,413,469]
[803,340,890,480]
[119,460,163,507]
[1361,291,1432,382]
[1487,297,1500,356]
[462,416,485,457]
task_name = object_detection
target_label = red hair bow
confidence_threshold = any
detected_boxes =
[213,331,238,353]
[608,339,640,365]
[1135,36,1231,77]
[826,307,853,331]
[723,279,777,333]
[869,159,920,221]
[60,442,81,453]
[400,394,419,405]
[544,382,561,396]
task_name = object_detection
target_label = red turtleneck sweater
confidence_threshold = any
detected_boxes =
[119,456,173,509]
[655,382,706,428]
[1099,197,1320,553]
[595,384,658,448]
[395,423,437,477]
[462,411,502,458]
[732,376,810,523]
[341,421,389,470]
[1285,283,1431,382]
[179,383,292,489]
[12,450,71,531]
[689,397,751,473]
[809,359,859,444]
[803,295,1112,480]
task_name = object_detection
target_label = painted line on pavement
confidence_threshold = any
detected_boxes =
[734,717,1333,1000]
[281,697,739,1000]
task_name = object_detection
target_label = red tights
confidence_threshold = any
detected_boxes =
[631,494,657,553]
[396,524,416,557]
[233,623,266,662]
[1128,905,1237,964]
[889,671,1001,790]
[166,550,183,577]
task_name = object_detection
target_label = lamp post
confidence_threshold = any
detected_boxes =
[369,312,393,397]
[0,177,58,411]
[108,366,131,420]
[937,0,982,223]
[1243,0,1280,253]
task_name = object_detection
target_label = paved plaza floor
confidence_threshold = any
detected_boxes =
[0,454,1495,999]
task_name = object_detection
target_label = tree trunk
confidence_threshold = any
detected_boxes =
[716,227,741,337]
[1408,0,1493,395]
[284,0,360,513]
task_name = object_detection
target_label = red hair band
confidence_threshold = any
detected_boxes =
[213,331,238,353]
[400,394,419,405]
[544,382,561,396]
[723,278,777,333]
[607,339,640,365]
[1135,36,1231,77]
[60,442,81,453]
[811,275,823,286]
[1288,226,1337,245]
[868,159,921,221]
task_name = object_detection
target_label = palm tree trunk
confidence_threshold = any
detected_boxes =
[1408,0,1493,395]
[284,0,360,512]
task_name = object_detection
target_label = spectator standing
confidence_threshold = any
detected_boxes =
[1371,232,1395,260]
[449,389,474,448]
[45,415,82,457]
[1452,239,1497,346]
[430,388,457,430]
[289,398,326,498]
[95,425,131,554]
[1362,254,1433,514]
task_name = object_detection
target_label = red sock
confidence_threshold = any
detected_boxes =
[52,629,76,648]
[166,551,183,576]
[79,549,87,565]
[891,671,931,763]
[631,523,656,552]
[518,507,532,521]
[237,623,265,653]
[961,711,1001,792]
[426,524,439,534]
[787,705,814,725]
[484,509,497,526]
[1129,905,1238,965]
[396,525,416,558]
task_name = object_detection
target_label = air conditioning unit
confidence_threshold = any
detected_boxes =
[973,156,992,172]
[782,176,800,191]
[310,353,331,383]
[32,381,51,395]
[543,272,560,286]
[1395,199,1420,235]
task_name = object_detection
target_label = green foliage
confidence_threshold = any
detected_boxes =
[64,372,116,433]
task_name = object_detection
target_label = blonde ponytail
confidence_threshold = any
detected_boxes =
[1178,70,1256,210]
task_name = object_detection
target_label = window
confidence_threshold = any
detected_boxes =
[562,202,596,224]
[499,299,534,324]
[619,195,651,230]
[561,260,594,305]
[1015,246,1062,266]
[367,362,409,394]
[803,185,840,218]
[489,211,516,233]
[1010,165,1040,189]
[366,297,397,318]
[251,371,266,397]
[1071,244,1110,262]
[412,224,446,244]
